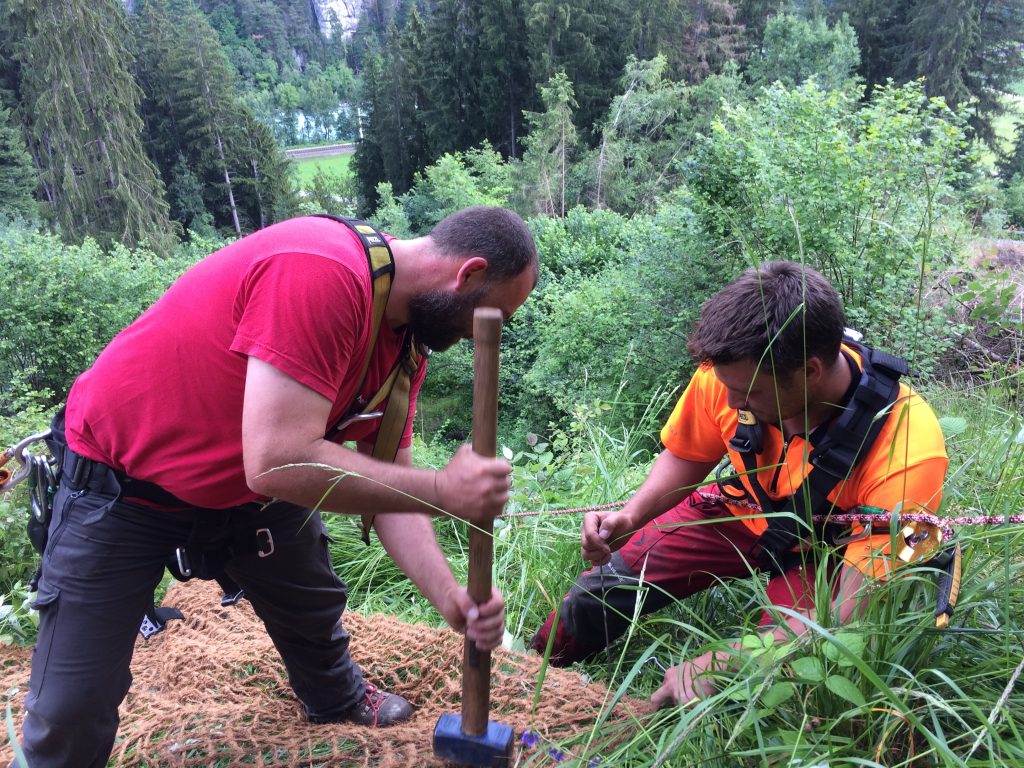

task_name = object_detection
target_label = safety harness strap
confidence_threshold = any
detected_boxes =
[726,337,909,575]
[313,215,423,543]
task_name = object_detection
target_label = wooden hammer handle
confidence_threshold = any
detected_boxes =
[462,307,503,735]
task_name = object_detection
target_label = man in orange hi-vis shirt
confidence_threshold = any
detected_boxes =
[531,261,947,708]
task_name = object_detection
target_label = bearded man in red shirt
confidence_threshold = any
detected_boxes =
[17,206,538,766]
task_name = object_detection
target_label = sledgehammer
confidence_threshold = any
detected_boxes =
[433,307,514,767]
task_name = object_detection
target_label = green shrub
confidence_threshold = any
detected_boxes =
[523,195,743,433]
[1001,173,1024,230]
[0,224,193,413]
[684,80,972,371]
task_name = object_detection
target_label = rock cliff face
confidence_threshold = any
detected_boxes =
[123,0,360,39]
[309,0,361,37]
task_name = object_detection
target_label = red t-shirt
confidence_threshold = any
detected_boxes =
[64,216,427,509]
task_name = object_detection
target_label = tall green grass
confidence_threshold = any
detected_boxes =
[327,371,1024,767]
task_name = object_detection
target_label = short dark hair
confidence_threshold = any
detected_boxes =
[429,206,538,282]
[687,261,846,374]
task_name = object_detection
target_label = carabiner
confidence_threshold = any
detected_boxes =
[29,454,57,525]
[0,429,53,492]
[335,411,384,431]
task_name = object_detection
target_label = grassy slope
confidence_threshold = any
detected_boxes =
[290,153,352,187]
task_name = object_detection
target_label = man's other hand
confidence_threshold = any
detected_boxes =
[650,653,719,708]
[581,509,637,566]
[443,586,506,651]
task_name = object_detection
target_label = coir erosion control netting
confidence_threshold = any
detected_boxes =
[2,580,648,766]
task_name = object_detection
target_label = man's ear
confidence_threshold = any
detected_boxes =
[455,256,488,292]
[803,356,825,387]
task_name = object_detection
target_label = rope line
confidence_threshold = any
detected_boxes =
[500,493,1024,540]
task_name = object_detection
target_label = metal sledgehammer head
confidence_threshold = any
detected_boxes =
[433,713,513,767]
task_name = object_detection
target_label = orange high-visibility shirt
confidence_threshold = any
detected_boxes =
[660,346,948,577]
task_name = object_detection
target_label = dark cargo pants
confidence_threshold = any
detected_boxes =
[18,448,363,767]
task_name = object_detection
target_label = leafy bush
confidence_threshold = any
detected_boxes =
[526,206,631,279]
[396,144,513,234]
[1001,173,1024,230]
[0,492,35,603]
[684,80,972,370]
[0,224,193,413]
[523,196,743,433]
[746,12,861,91]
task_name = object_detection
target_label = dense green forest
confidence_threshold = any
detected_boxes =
[2,0,1023,438]
[2,1,1024,765]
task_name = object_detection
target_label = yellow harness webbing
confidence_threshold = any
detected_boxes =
[320,216,424,543]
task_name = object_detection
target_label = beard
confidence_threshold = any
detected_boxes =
[406,285,486,352]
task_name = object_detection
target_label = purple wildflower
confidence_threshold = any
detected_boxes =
[546,746,566,762]
[588,758,602,767]
[521,730,540,749]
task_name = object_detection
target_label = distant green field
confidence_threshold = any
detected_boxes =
[290,153,352,187]
[979,89,1023,172]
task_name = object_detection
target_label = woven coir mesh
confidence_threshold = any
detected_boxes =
[2,579,648,766]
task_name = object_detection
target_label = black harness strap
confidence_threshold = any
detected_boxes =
[723,338,909,575]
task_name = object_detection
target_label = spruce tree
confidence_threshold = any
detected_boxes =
[352,49,391,211]
[422,0,484,154]
[397,10,432,174]
[230,110,298,229]
[627,0,747,83]
[515,72,579,217]
[526,0,630,141]
[477,0,535,157]
[2,0,176,251]
[134,0,296,233]
[173,0,245,233]
[833,0,1024,145]
[829,0,908,94]
[0,102,37,220]
[168,153,213,233]
[896,0,980,110]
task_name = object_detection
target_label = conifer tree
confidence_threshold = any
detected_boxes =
[833,0,1024,145]
[352,15,429,203]
[421,0,484,153]
[133,0,189,177]
[829,0,906,94]
[230,110,298,229]
[168,153,213,233]
[1,0,176,252]
[676,0,747,84]
[628,0,737,82]
[173,1,245,233]
[591,56,690,213]
[0,101,37,220]
[352,49,391,211]
[897,0,979,109]
[515,72,579,217]
[527,0,630,140]
[134,0,296,233]
[397,9,432,173]
[477,0,535,157]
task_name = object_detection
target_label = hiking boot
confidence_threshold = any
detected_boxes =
[309,683,414,727]
[529,609,599,667]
